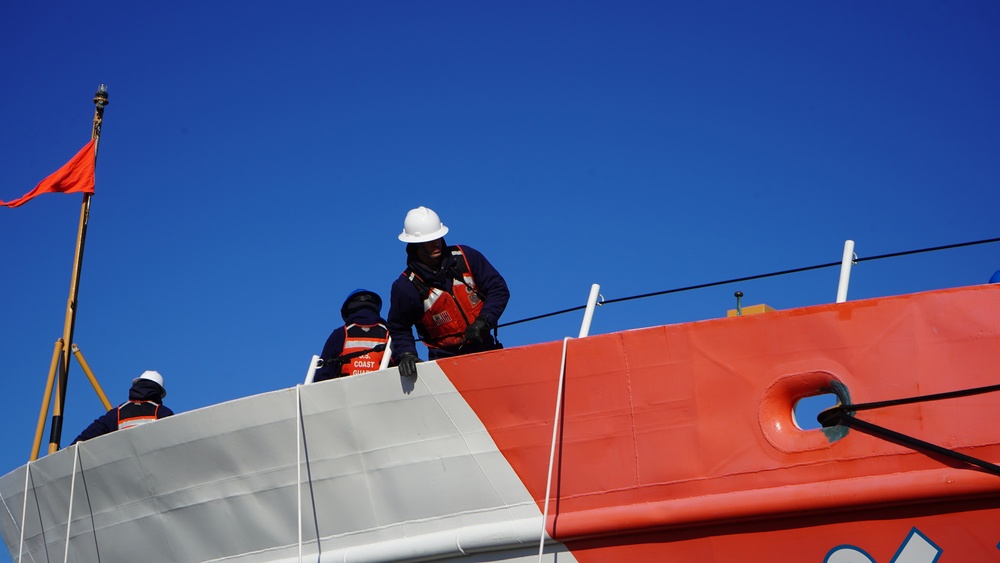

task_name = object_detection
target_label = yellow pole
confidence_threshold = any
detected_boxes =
[72,344,112,411]
[31,340,65,461]
[48,85,108,455]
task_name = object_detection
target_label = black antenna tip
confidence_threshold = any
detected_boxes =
[94,84,109,105]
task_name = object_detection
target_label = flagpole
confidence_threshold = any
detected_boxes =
[47,85,108,454]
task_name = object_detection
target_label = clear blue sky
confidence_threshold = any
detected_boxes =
[1,2,999,545]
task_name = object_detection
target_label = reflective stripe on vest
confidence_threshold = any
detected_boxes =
[340,323,390,376]
[117,401,161,430]
[405,246,484,348]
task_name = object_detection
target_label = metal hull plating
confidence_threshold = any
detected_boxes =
[1,367,572,562]
[3,284,1000,562]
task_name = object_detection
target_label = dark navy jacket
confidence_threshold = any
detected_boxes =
[71,379,174,444]
[315,308,388,382]
[388,244,509,360]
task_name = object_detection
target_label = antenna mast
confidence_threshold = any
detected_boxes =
[30,85,110,459]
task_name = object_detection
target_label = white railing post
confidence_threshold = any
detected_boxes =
[836,240,855,303]
[303,355,320,385]
[578,284,601,338]
[379,337,393,371]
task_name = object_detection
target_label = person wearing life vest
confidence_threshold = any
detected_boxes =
[388,206,510,377]
[314,289,392,382]
[71,370,174,444]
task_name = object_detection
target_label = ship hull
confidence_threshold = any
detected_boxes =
[3,284,1000,561]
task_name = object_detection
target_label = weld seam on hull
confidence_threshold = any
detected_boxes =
[548,466,1000,539]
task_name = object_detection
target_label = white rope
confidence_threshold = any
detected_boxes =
[63,445,80,563]
[18,461,31,563]
[538,337,571,561]
[296,385,303,562]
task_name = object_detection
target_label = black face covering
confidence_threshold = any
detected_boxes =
[406,238,448,268]
[342,300,379,320]
[341,291,382,322]
[129,378,165,402]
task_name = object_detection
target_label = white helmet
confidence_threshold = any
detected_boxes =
[132,370,166,398]
[398,206,449,243]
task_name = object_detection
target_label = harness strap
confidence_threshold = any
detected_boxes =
[319,343,387,369]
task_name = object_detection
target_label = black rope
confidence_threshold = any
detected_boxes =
[817,382,1000,478]
[498,236,1000,329]
[500,304,590,328]
[820,411,1000,477]
[500,260,844,328]
[827,383,1000,413]
[854,238,1000,264]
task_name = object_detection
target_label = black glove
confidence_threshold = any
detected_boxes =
[464,315,490,344]
[398,352,419,378]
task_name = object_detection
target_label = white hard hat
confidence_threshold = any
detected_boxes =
[133,370,166,398]
[398,206,449,243]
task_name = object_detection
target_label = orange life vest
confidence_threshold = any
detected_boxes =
[405,246,484,348]
[117,401,161,430]
[339,323,390,376]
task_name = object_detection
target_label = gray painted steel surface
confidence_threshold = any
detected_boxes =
[0,364,573,562]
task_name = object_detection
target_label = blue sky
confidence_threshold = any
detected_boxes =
[1,1,999,543]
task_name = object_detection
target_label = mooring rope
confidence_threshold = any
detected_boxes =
[538,337,571,562]
[63,445,80,563]
[18,461,30,563]
[818,383,1000,477]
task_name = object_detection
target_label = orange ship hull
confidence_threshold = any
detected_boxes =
[441,284,1000,561]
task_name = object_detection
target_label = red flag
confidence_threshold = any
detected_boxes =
[1,140,96,208]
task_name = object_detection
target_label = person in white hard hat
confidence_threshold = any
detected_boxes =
[388,206,510,377]
[71,370,174,444]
